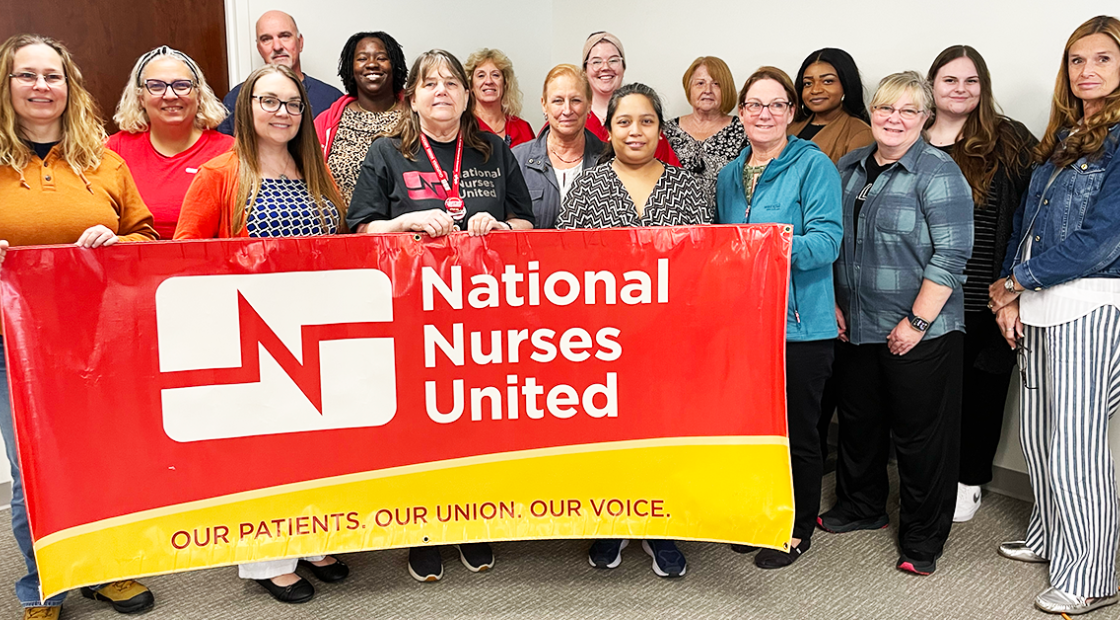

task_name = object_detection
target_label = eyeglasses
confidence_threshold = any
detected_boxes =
[9,72,66,86]
[587,56,622,71]
[143,79,195,96]
[871,105,924,120]
[252,95,305,115]
[740,100,791,115]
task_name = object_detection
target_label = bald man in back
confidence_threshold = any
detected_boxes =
[217,10,343,135]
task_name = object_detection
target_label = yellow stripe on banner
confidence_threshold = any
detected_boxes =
[34,438,792,598]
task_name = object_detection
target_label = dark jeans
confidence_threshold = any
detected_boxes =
[960,311,1013,485]
[787,340,835,541]
[832,332,963,561]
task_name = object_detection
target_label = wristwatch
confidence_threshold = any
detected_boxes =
[1004,275,1020,294]
[907,313,930,332]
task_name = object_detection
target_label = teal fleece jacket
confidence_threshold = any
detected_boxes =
[715,136,842,342]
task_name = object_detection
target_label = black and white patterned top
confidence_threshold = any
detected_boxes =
[556,163,710,229]
[246,178,341,238]
[663,116,747,208]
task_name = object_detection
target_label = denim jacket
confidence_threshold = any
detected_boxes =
[1002,123,1120,289]
[835,139,973,344]
[512,127,605,229]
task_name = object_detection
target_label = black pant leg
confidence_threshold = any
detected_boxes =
[832,341,891,519]
[786,340,836,541]
[959,311,1013,485]
[817,343,841,461]
[884,331,963,561]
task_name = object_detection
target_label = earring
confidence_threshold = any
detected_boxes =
[841,95,846,101]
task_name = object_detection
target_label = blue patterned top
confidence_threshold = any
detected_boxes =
[246,178,340,238]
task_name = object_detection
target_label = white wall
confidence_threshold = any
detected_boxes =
[225,0,1104,137]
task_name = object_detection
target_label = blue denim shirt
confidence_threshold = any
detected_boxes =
[835,139,973,344]
[1003,124,1120,289]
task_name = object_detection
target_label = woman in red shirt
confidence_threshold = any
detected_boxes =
[107,46,233,239]
[465,48,534,147]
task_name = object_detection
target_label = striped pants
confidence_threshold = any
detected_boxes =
[1020,305,1120,598]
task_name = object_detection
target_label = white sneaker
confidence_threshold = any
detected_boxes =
[953,483,982,522]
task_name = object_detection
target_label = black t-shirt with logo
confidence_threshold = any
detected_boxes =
[348,131,535,229]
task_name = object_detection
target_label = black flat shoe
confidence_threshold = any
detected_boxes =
[755,539,810,569]
[729,544,759,554]
[299,557,350,582]
[254,576,315,603]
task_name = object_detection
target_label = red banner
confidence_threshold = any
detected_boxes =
[1,225,792,598]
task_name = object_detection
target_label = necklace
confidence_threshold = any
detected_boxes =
[548,135,584,164]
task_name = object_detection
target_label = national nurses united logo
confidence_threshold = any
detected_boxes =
[156,270,396,442]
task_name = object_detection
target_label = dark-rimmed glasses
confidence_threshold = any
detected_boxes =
[740,100,790,115]
[252,95,305,115]
[143,79,194,96]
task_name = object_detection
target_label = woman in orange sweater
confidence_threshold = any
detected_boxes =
[174,64,348,604]
[0,33,157,619]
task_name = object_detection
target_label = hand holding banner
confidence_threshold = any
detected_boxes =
[0,225,792,598]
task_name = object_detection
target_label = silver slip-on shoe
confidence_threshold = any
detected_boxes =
[1035,586,1118,615]
[998,541,1048,563]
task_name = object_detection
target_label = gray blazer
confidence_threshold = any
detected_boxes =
[512,127,605,229]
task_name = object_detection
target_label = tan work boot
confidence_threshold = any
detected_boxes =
[22,607,60,619]
[80,580,154,613]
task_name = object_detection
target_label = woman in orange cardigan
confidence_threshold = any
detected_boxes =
[176,64,345,240]
[174,64,348,604]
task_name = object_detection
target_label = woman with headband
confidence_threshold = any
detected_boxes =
[107,46,233,239]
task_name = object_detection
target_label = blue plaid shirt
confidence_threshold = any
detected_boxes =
[834,139,973,344]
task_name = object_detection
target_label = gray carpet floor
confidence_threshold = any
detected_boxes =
[0,468,1116,620]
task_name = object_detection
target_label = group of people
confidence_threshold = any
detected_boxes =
[0,8,1118,619]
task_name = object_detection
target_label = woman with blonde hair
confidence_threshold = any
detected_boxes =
[0,32,158,618]
[821,71,972,577]
[512,63,604,228]
[107,45,233,239]
[988,15,1120,616]
[664,56,745,206]
[465,48,534,146]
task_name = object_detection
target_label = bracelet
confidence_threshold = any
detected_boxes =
[503,221,513,231]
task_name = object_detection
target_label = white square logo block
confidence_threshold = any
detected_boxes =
[156,270,396,442]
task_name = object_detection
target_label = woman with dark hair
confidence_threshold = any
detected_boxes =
[314,31,407,205]
[788,48,873,163]
[558,83,706,578]
[988,15,1120,615]
[924,45,1036,524]
[176,64,349,603]
[663,56,746,206]
[465,48,534,147]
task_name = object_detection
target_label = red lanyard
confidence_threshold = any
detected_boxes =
[419,132,465,219]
